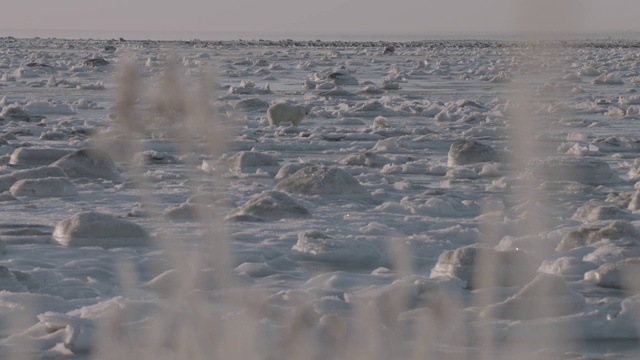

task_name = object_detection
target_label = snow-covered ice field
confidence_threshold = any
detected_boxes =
[2,36,640,358]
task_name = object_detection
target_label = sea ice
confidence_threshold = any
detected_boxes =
[0,166,68,192]
[4,36,640,357]
[50,149,122,182]
[10,177,78,198]
[326,71,358,86]
[292,230,383,267]
[24,101,75,116]
[82,58,110,67]
[274,163,312,180]
[275,165,367,196]
[9,148,73,166]
[480,274,585,320]
[0,106,45,122]
[430,245,534,289]
[227,190,310,221]
[592,73,623,85]
[525,157,620,185]
[53,212,150,247]
[163,203,215,222]
[234,98,270,112]
[556,220,638,251]
[225,151,279,174]
[538,257,599,277]
[571,204,631,223]
[584,259,640,291]
[339,152,391,167]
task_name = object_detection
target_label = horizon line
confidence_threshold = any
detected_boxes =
[2,28,640,42]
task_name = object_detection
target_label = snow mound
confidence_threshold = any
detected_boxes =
[40,131,69,141]
[83,58,110,67]
[10,177,78,197]
[0,106,45,122]
[53,212,149,247]
[132,150,178,165]
[381,79,400,90]
[344,100,398,117]
[592,73,623,85]
[227,82,271,95]
[359,84,383,94]
[538,257,598,276]
[480,274,585,320]
[0,267,28,292]
[142,269,217,296]
[226,151,279,173]
[274,163,312,180]
[318,87,359,98]
[577,66,601,77]
[292,230,382,266]
[339,152,391,167]
[447,140,500,166]
[557,220,638,251]
[327,71,359,86]
[525,157,620,185]
[9,148,73,166]
[629,190,640,211]
[50,149,122,181]
[234,262,278,277]
[24,101,76,115]
[371,138,403,152]
[0,166,68,192]
[430,245,534,289]
[585,259,640,291]
[571,204,630,223]
[582,243,640,264]
[234,98,270,112]
[275,165,366,196]
[0,292,74,323]
[227,190,310,221]
[401,196,460,217]
[163,203,215,222]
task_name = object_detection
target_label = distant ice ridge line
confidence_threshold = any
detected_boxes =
[5,36,640,50]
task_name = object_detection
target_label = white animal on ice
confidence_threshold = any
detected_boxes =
[267,103,310,126]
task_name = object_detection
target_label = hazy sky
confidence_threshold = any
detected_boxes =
[3,0,640,39]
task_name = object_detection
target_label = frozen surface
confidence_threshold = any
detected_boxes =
[1,36,640,358]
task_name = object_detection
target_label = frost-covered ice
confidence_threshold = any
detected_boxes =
[275,165,367,196]
[227,190,310,221]
[52,212,149,247]
[10,177,78,198]
[50,149,122,181]
[1,36,640,358]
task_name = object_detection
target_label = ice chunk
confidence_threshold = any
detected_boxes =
[275,165,366,196]
[585,259,640,291]
[480,274,585,319]
[50,149,122,181]
[53,212,149,247]
[430,245,534,289]
[557,220,638,251]
[10,177,78,197]
[227,190,310,221]
[525,157,620,186]
[9,148,73,166]
[292,230,382,267]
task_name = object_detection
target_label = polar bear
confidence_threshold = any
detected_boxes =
[267,103,310,126]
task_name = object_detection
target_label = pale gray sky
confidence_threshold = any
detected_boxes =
[2,0,640,40]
